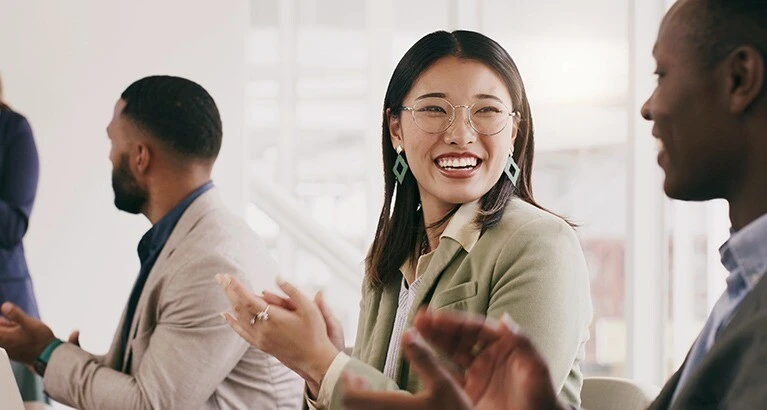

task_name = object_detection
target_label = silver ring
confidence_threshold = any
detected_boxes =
[249,304,270,326]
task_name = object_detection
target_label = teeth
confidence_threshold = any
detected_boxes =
[437,157,478,168]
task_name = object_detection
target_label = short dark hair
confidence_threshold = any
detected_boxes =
[679,0,767,69]
[120,75,222,161]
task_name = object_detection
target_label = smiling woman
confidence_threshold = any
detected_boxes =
[220,30,594,410]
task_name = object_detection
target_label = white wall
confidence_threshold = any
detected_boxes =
[0,0,248,362]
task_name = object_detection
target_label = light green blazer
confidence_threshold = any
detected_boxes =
[332,198,593,407]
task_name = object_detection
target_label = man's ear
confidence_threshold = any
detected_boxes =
[726,45,765,114]
[132,141,152,177]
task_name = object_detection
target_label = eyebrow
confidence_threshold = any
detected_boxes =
[475,93,505,103]
[415,92,447,100]
[414,92,506,103]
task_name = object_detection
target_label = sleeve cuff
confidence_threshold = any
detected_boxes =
[33,338,64,377]
[305,351,351,409]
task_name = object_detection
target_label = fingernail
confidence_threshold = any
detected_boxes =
[276,276,287,286]
[500,312,520,332]
[403,328,420,346]
[219,312,228,321]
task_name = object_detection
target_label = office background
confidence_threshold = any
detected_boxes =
[0,0,726,408]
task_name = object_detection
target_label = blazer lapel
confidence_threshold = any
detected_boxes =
[409,238,463,322]
[366,279,402,371]
[104,307,129,370]
[388,239,462,385]
[655,272,767,409]
[649,361,684,409]
[717,272,767,340]
[120,189,224,371]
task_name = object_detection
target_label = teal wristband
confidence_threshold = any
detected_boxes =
[39,338,64,362]
[33,338,64,376]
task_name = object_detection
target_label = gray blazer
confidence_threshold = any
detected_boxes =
[43,189,302,409]
[648,272,767,410]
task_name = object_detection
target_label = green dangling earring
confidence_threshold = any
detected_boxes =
[393,145,409,184]
[504,149,521,185]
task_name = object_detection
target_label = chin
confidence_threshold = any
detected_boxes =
[663,174,690,200]
[663,178,716,202]
[114,196,146,214]
[439,191,484,206]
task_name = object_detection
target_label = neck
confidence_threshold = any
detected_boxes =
[420,199,457,253]
[143,170,211,224]
[728,185,767,231]
[727,129,767,230]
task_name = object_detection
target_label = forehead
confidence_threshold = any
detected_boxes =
[407,56,512,103]
[107,99,133,138]
[108,99,125,124]
[655,2,699,62]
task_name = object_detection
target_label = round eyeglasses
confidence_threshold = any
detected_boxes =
[401,97,520,136]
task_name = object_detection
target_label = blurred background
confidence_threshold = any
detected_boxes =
[0,0,730,408]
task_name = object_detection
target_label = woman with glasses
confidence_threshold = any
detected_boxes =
[219,30,593,409]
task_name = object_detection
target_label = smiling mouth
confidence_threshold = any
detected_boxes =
[435,156,481,170]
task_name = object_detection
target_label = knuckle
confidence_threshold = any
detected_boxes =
[515,334,533,350]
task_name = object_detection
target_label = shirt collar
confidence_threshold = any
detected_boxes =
[719,211,767,292]
[137,181,214,264]
[399,200,481,282]
[439,200,481,252]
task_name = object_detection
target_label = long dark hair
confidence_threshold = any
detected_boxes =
[366,30,562,290]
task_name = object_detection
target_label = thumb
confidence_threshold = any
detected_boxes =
[1,302,31,326]
[315,291,333,322]
[401,329,456,391]
[68,330,81,346]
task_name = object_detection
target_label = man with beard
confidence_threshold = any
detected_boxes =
[0,75,302,409]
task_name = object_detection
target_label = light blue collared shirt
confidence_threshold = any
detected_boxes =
[672,212,767,403]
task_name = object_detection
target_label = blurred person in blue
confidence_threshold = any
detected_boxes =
[0,74,47,405]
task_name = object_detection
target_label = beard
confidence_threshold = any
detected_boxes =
[112,154,147,214]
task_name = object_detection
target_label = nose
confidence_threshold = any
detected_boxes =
[444,106,477,146]
[640,93,653,121]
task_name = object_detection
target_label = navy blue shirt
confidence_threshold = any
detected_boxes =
[0,109,40,318]
[120,181,214,355]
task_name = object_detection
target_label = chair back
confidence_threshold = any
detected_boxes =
[581,376,660,410]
